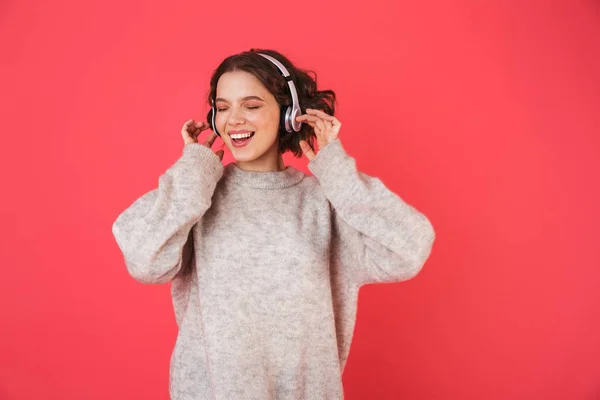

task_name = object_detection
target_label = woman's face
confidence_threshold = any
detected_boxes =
[214,70,281,165]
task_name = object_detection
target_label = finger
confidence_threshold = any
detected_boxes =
[307,116,327,138]
[215,149,224,160]
[203,131,218,148]
[298,119,321,136]
[306,108,334,122]
[302,112,340,141]
[296,114,321,123]
[306,109,340,126]
[305,108,334,120]
[182,119,195,132]
[297,115,330,140]
[299,140,316,161]
[191,122,210,140]
[315,118,326,135]
[182,119,196,140]
[296,116,316,127]
[191,120,209,130]
[193,120,210,130]
[296,115,322,131]
[297,114,330,128]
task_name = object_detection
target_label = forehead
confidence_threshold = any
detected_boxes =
[216,70,269,99]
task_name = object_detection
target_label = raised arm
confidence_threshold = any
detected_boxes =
[112,122,224,284]
[308,138,435,286]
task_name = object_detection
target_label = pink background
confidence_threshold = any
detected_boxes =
[1,0,599,399]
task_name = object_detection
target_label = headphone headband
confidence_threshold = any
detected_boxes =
[257,54,301,122]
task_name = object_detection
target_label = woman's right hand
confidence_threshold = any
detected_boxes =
[181,119,224,160]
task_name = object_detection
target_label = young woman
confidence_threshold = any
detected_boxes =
[112,48,435,399]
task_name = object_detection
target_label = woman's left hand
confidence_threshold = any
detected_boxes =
[296,108,341,161]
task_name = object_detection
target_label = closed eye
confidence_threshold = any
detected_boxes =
[216,106,261,112]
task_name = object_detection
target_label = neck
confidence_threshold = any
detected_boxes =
[235,144,286,172]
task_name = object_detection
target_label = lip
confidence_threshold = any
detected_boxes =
[230,132,254,148]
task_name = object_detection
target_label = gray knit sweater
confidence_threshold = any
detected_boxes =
[112,138,435,399]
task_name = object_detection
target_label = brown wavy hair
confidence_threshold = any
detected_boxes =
[205,48,336,157]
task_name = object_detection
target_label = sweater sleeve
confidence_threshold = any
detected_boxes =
[308,138,435,286]
[111,143,224,284]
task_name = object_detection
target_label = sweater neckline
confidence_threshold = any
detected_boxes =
[224,163,305,189]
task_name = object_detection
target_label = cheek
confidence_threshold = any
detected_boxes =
[215,113,226,128]
[252,110,280,131]
[245,112,269,128]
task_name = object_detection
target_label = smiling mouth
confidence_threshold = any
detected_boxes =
[230,132,255,147]
[230,132,255,142]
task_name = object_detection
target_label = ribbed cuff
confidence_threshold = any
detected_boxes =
[308,138,360,211]
[182,143,225,177]
[307,138,348,177]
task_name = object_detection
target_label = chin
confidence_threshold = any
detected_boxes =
[227,136,277,163]
[226,144,260,162]
[231,152,259,162]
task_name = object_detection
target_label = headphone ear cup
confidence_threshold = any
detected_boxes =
[280,106,289,133]
[284,106,293,133]
[291,107,302,132]
[211,106,220,137]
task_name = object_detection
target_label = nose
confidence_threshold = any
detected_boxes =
[227,107,246,126]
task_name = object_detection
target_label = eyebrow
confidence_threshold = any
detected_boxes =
[214,95,265,103]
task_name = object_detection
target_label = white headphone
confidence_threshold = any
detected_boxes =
[210,53,303,137]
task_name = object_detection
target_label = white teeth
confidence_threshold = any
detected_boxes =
[230,132,254,139]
